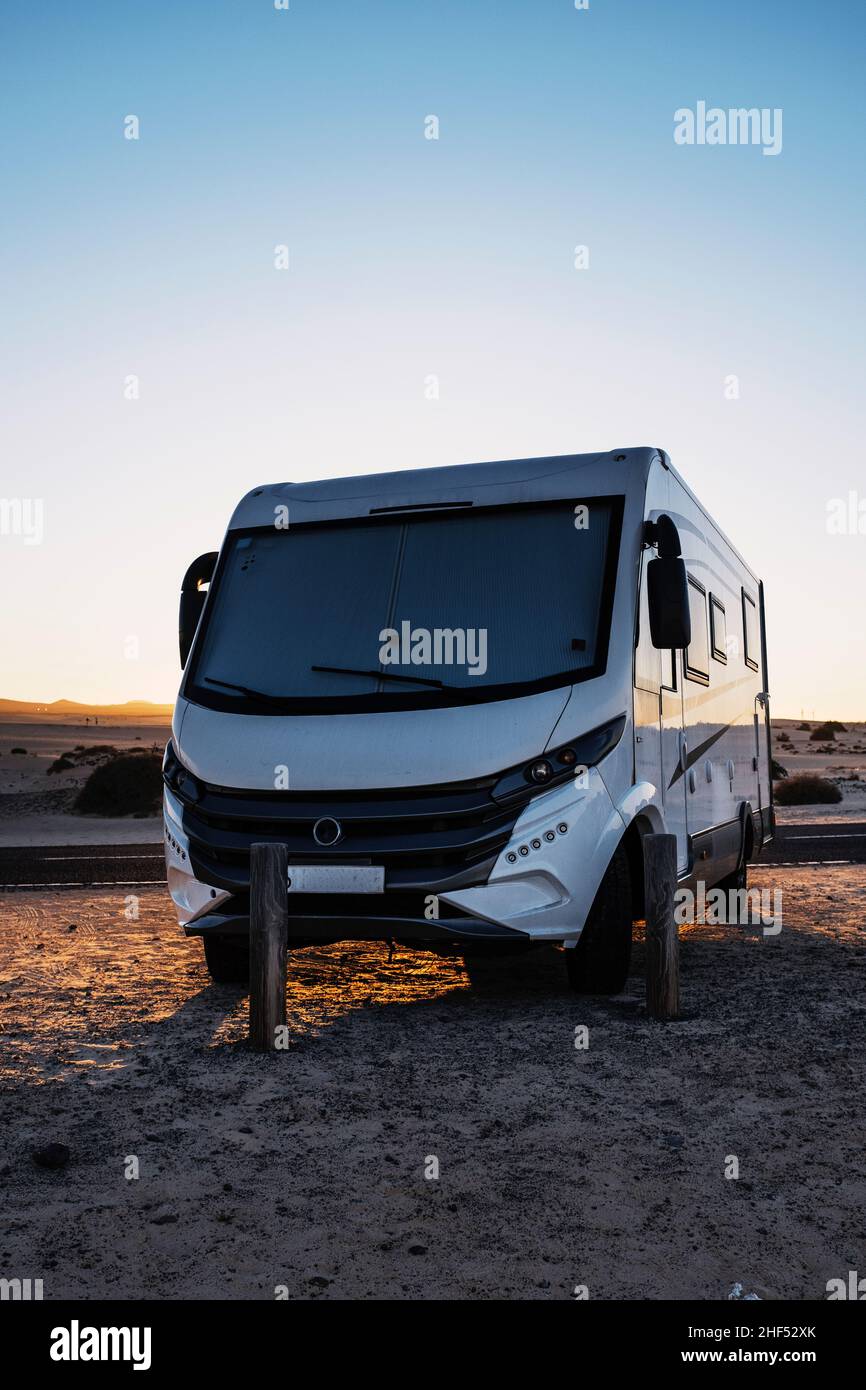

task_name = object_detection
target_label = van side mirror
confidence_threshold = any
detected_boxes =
[179,552,218,668]
[647,556,691,649]
[644,514,690,649]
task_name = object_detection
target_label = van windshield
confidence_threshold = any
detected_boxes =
[186,499,621,712]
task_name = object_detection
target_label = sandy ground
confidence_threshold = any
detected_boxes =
[0,718,169,847]
[1,866,864,1301]
[0,816,164,849]
[772,719,866,823]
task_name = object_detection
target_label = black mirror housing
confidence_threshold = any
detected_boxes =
[179,552,218,668]
[647,554,691,649]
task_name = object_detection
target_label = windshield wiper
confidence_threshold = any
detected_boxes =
[204,677,293,705]
[311,664,451,690]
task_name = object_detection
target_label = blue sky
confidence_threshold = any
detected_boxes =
[1,0,864,714]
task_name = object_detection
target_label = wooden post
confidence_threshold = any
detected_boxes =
[249,841,288,1051]
[644,833,679,1021]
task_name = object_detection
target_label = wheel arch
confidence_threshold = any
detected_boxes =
[739,800,755,866]
[618,810,664,922]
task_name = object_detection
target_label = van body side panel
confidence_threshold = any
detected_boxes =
[758,580,774,842]
[664,473,769,880]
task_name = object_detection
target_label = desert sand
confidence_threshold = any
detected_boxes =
[0,716,169,847]
[770,719,866,824]
[1,865,864,1300]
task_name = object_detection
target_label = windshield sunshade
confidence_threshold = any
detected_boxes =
[187,499,621,711]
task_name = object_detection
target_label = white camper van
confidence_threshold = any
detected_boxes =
[164,448,773,990]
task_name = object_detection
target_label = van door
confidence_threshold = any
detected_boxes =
[634,547,688,873]
[753,693,771,840]
[757,581,773,843]
[634,549,663,804]
[661,650,689,873]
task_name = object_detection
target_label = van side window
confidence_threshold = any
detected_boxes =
[685,577,709,684]
[742,589,759,671]
[709,596,727,663]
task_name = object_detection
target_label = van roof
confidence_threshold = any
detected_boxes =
[662,454,760,586]
[228,447,655,530]
[227,446,760,585]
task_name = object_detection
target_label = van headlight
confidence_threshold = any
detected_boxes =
[162,741,203,803]
[491,714,626,805]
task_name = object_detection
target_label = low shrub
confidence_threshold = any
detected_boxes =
[47,755,76,774]
[10,747,27,755]
[774,774,843,805]
[810,723,837,742]
[74,753,162,816]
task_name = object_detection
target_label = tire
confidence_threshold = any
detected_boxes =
[203,935,249,984]
[716,859,747,894]
[566,843,633,994]
[716,809,752,895]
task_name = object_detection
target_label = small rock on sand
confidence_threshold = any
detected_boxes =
[31,1142,70,1170]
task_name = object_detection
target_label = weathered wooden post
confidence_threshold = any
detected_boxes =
[644,832,679,1021]
[249,841,288,1051]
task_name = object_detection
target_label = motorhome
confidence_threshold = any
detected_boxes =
[163,448,773,990]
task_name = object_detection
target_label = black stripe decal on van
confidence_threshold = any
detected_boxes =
[667,724,732,789]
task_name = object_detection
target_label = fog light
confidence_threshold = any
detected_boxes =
[176,769,202,802]
[529,760,553,784]
[558,748,577,765]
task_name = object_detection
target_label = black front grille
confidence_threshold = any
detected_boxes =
[181,775,521,894]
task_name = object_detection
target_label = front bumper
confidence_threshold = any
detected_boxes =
[164,763,626,947]
[183,903,531,951]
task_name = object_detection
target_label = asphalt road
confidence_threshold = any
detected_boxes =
[0,843,167,889]
[757,822,866,867]
[1,822,865,889]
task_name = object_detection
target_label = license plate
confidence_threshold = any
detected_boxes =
[287,864,384,894]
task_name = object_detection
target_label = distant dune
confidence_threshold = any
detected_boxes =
[0,698,173,716]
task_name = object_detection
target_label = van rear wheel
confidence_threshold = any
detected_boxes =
[716,860,747,893]
[566,844,633,994]
[203,935,249,984]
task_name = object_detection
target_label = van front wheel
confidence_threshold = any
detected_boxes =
[203,935,249,984]
[566,844,633,995]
